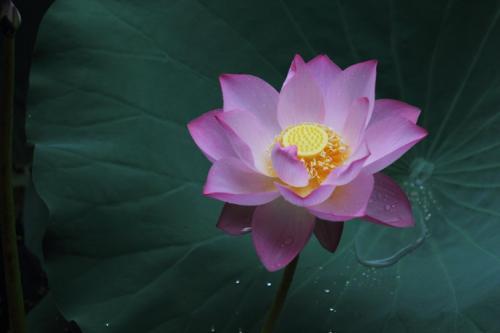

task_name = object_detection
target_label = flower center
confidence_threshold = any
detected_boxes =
[276,122,350,185]
[281,123,329,157]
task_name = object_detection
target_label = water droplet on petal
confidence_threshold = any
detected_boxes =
[241,227,252,232]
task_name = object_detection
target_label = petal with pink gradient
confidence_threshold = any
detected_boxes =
[370,99,421,125]
[277,61,325,128]
[187,109,237,162]
[363,115,428,173]
[271,144,309,187]
[217,203,255,235]
[204,158,279,206]
[364,173,414,228]
[309,172,374,221]
[324,60,377,132]
[314,220,344,252]
[341,97,370,149]
[216,110,274,175]
[324,142,370,186]
[283,54,341,97]
[305,55,342,96]
[252,198,315,271]
[275,182,335,207]
[220,74,281,134]
[282,54,306,88]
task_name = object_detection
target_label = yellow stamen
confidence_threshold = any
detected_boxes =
[275,122,350,187]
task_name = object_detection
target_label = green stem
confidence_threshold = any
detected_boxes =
[260,255,300,333]
[1,15,26,333]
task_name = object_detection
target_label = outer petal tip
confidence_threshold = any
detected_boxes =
[364,173,414,228]
[252,199,315,271]
[203,158,279,205]
[218,73,233,86]
[314,220,344,252]
[187,110,237,162]
[217,203,255,235]
[292,53,306,65]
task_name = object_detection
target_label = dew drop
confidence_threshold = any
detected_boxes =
[105,323,110,327]
[323,288,331,293]
[210,325,216,332]
[266,282,272,287]
[345,280,350,286]
[241,227,252,232]
[235,279,240,285]
[238,328,243,333]
[329,307,335,312]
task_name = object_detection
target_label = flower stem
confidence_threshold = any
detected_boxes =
[260,255,300,333]
[1,2,26,332]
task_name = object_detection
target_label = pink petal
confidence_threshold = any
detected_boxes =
[282,54,306,88]
[324,60,377,132]
[204,158,279,205]
[216,110,274,175]
[275,182,335,207]
[341,97,370,149]
[283,54,341,97]
[364,173,414,228]
[271,144,309,187]
[324,142,370,186]
[217,203,255,235]
[363,115,428,173]
[370,99,421,125]
[252,198,315,271]
[187,109,237,162]
[308,172,374,221]
[277,60,325,128]
[314,220,344,252]
[220,74,281,134]
[305,54,342,97]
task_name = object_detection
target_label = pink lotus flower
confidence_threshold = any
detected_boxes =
[188,55,427,271]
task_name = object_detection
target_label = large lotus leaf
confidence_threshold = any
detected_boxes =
[27,0,500,332]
